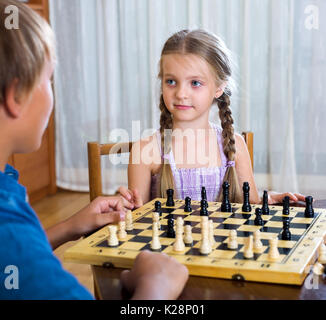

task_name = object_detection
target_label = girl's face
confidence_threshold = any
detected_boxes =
[161,53,223,125]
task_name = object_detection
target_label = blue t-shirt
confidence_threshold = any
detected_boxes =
[0,164,94,300]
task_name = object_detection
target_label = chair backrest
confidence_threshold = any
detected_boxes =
[88,131,253,201]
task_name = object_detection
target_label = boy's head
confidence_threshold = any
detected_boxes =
[0,0,56,154]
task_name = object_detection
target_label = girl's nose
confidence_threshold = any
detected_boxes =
[175,84,188,100]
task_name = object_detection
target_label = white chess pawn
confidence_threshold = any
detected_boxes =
[184,224,193,246]
[244,235,254,259]
[125,210,133,231]
[318,241,326,264]
[209,220,216,247]
[118,221,127,240]
[108,225,119,247]
[253,230,264,253]
[227,230,238,249]
[173,217,185,252]
[151,221,161,251]
[268,237,280,261]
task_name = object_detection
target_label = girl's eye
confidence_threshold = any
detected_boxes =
[166,79,176,86]
[191,80,202,87]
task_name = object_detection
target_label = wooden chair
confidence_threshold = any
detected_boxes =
[87,132,253,201]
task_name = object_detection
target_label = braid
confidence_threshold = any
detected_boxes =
[217,92,242,203]
[157,94,175,197]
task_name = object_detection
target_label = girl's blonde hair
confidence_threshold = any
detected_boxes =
[157,29,242,202]
[0,0,56,105]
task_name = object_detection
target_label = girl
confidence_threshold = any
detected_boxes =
[126,29,304,205]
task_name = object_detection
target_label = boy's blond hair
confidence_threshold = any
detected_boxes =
[0,0,55,104]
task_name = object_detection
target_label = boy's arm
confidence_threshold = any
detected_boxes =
[121,250,189,300]
[46,196,127,250]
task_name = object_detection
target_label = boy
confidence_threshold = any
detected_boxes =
[0,0,188,299]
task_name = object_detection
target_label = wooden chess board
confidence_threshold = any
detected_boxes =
[64,198,326,285]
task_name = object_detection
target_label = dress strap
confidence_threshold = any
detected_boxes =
[155,130,177,171]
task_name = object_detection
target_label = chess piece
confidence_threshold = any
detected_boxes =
[305,196,314,218]
[118,221,127,240]
[200,218,211,255]
[173,217,185,252]
[151,221,161,251]
[282,196,290,215]
[242,182,251,212]
[281,218,291,240]
[154,200,162,216]
[253,230,264,253]
[125,210,133,231]
[313,262,324,276]
[268,237,280,261]
[209,220,216,247]
[227,229,238,249]
[108,225,119,247]
[261,190,269,215]
[200,199,208,216]
[184,197,192,212]
[201,186,207,201]
[166,189,175,207]
[221,181,232,212]
[244,235,254,259]
[152,211,161,229]
[184,222,193,246]
[318,242,326,264]
[167,217,176,238]
[254,208,264,226]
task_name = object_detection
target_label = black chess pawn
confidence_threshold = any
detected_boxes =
[242,182,251,212]
[281,218,291,240]
[166,189,175,207]
[201,186,207,201]
[166,217,176,238]
[184,197,192,212]
[254,208,263,226]
[282,196,290,215]
[305,196,314,218]
[221,181,232,212]
[154,200,162,217]
[261,190,269,215]
[200,199,208,216]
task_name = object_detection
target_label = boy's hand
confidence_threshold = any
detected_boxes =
[66,196,126,240]
[118,186,143,209]
[267,191,306,205]
[120,250,189,300]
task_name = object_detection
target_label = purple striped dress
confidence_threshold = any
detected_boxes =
[150,123,232,202]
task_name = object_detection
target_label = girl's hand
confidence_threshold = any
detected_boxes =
[267,191,306,205]
[118,186,143,209]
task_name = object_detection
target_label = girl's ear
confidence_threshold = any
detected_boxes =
[215,82,227,99]
[3,79,23,118]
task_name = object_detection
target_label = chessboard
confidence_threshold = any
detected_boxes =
[64,197,326,285]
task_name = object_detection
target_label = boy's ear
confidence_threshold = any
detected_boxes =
[3,80,24,118]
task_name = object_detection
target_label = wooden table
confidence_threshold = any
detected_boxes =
[92,200,326,300]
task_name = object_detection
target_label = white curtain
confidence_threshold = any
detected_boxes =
[49,0,326,198]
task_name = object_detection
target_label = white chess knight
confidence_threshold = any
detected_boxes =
[227,229,238,249]
[151,221,161,251]
[173,217,185,252]
[108,225,119,247]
